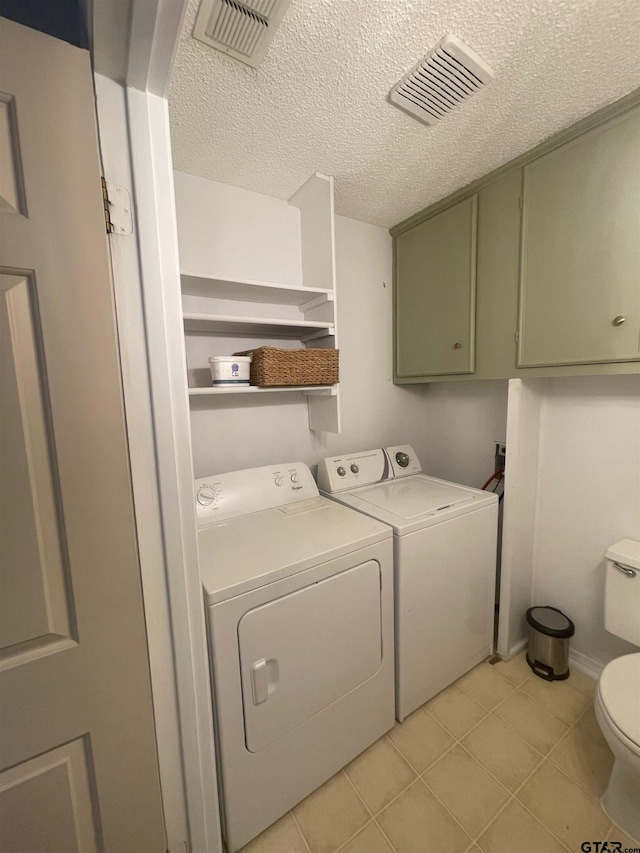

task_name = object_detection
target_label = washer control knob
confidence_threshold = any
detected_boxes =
[396,451,410,468]
[350,464,360,474]
[290,472,299,484]
[197,487,217,506]
[274,475,284,486]
[337,466,346,477]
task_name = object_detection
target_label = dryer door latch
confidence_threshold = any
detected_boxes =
[250,658,279,705]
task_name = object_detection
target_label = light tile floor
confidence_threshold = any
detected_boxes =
[239,653,640,853]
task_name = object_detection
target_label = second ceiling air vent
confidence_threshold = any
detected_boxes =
[192,0,291,68]
[390,34,494,126]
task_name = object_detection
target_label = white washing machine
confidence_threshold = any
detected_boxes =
[318,445,498,722]
[196,462,395,852]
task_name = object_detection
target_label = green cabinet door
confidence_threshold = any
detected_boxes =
[518,109,640,367]
[475,169,523,378]
[395,195,477,377]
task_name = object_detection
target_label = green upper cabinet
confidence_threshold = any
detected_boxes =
[392,91,640,383]
[395,195,477,377]
[518,110,640,367]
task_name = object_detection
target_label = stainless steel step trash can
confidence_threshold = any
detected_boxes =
[525,606,575,681]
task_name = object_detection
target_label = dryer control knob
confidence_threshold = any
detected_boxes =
[350,464,360,474]
[337,466,346,477]
[290,472,299,484]
[274,476,284,486]
[396,452,410,468]
[197,487,217,506]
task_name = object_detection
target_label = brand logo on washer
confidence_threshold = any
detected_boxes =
[291,485,303,491]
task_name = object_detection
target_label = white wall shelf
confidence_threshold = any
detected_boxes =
[182,312,335,339]
[180,272,334,308]
[178,172,341,433]
[188,385,337,397]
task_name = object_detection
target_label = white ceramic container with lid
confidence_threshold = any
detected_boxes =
[209,355,251,386]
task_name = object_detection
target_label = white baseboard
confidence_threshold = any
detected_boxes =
[569,648,605,680]
[500,640,605,680]
[496,634,610,682]
[507,637,528,660]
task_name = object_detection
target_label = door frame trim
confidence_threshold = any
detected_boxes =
[93,5,223,853]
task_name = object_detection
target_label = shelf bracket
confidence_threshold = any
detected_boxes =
[300,292,334,312]
[302,387,338,396]
[300,327,335,343]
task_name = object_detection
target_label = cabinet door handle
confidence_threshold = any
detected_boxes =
[453,342,462,349]
[612,316,626,326]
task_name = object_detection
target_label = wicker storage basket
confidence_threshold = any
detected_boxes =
[233,347,339,387]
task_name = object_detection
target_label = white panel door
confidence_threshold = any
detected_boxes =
[238,561,382,752]
[0,18,165,852]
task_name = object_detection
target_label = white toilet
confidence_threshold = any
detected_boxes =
[595,539,640,840]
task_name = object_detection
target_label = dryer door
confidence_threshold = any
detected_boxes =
[238,560,382,753]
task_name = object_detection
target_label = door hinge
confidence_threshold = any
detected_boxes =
[515,330,520,343]
[101,177,133,236]
[101,177,113,234]
[518,196,523,209]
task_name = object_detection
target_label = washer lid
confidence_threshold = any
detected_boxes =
[354,477,478,518]
[324,473,497,534]
[599,653,640,748]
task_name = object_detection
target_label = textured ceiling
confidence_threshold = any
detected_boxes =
[168,0,640,228]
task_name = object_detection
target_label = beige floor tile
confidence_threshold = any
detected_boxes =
[477,799,567,853]
[378,780,471,853]
[517,761,610,850]
[336,821,393,853]
[490,652,532,686]
[494,690,569,754]
[456,663,516,710]
[345,737,416,814]
[293,772,369,853]
[240,813,307,853]
[462,715,543,791]
[423,745,510,838]
[521,674,592,723]
[608,823,640,847]
[549,725,614,798]
[569,668,597,698]
[426,684,488,739]
[388,708,455,773]
[576,705,608,744]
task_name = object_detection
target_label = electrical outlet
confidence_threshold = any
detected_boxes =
[494,442,506,470]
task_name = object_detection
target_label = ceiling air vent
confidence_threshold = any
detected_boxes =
[389,34,494,126]
[192,0,290,68]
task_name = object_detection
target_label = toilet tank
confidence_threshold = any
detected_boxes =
[605,539,640,646]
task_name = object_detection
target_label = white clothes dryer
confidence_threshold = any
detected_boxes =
[196,462,395,852]
[318,445,498,722]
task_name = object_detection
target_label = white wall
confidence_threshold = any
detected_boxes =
[532,375,640,670]
[498,379,544,658]
[175,174,303,286]
[421,380,508,489]
[174,171,429,477]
